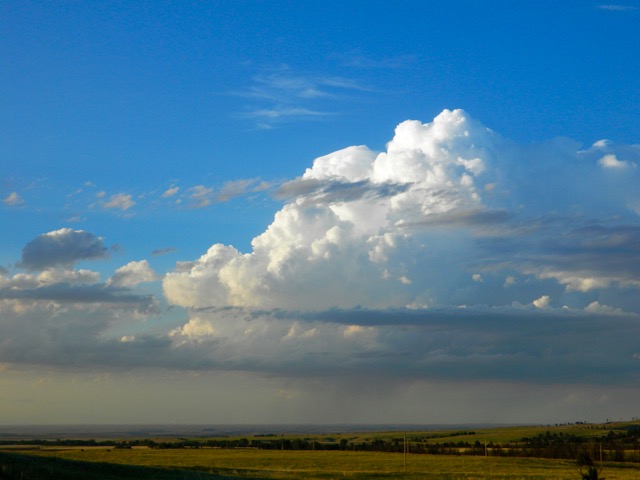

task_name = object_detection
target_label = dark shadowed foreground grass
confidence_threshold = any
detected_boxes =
[0,451,247,480]
[10,447,640,479]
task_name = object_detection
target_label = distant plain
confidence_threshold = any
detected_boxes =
[2,420,640,479]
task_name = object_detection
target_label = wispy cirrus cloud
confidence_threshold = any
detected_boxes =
[597,4,638,11]
[1,177,275,218]
[159,179,273,208]
[243,69,369,101]
[235,66,371,128]
[217,178,271,202]
[151,247,176,257]
[248,107,330,120]
[335,51,417,69]
[3,191,24,207]
[187,185,213,208]
[161,186,180,198]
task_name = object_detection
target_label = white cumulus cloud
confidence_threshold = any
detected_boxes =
[156,109,640,390]
[164,109,500,311]
[585,301,625,315]
[598,154,636,169]
[533,295,551,309]
[164,109,640,317]
[108,260,158,288]
[162,186,180,198]
[103,193,135,211]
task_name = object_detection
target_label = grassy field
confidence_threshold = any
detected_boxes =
[9,447,640,479]
[305,420,640,447]
[0,450,235,480]
[133,419,638,448]
[3,420,640,479]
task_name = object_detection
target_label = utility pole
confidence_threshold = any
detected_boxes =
[404,432,407,473]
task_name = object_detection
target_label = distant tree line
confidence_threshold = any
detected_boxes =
[2,425,639,462]
[514,428,639,462]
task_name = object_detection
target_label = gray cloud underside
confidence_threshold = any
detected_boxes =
[276,178,411,203]
[2,303,638,385]
[398,208,512,229]
[151,247,177,256]
[474,220,640,287]
[0,283,155,307]
[19,228,108,270]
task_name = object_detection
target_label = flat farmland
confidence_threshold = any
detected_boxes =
[20,447,640,479]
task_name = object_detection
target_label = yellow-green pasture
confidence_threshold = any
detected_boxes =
[22,446,640,479]
[325,420,640,446]
[159,419,638,449]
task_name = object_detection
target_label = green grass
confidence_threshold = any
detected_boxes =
[17,447,640,479]
[336,419,640,446]
[4,420,640,479]
[174,419,640,448]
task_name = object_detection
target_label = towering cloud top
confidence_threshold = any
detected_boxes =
[157,109,640,393]
[164,110,498,310]
[164,109,640,314]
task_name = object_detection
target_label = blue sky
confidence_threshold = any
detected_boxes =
[1,1,640,425]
